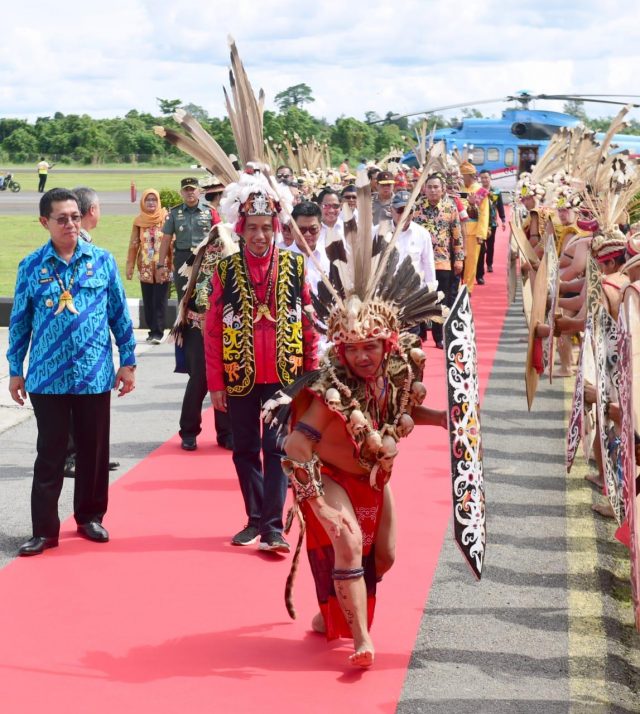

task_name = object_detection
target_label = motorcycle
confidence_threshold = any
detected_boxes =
[0,173,21,192]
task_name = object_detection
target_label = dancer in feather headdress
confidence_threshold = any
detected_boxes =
[153,36,451,668]
[263,169,448,668]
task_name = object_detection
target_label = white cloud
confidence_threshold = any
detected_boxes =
[1,0,639,123]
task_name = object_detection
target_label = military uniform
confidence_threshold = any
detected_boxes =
[162,201,219,298]
[162,196,221,449]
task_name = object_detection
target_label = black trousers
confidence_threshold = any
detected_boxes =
[227,384,287,537]
[140,281,169,338]
[38,174,47,192]
[179,325,231,440]
[486,225,497,269]
[476,226,497,279]
[432,268,454,344]
[30,392,111,538]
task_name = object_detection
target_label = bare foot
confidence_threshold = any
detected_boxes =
[311,612,326,634]
[349,647,375,668]
[592,502,615,519]
[584,472,604,488]
[349,635,375,668]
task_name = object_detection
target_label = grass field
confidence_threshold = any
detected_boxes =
[0,216,145,298]
[2,171,199,193]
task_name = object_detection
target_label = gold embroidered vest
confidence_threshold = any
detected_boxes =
[217,249,305,396]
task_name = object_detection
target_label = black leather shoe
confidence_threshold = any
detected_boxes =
[181,436,197,451]
[487,266,493,273]
[77,521,109,543]
[108,460,120,471]
[19,536,59,557]
[477,277,485,285]
[217,436,234,451]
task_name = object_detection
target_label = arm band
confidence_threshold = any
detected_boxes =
[293,420,322,443]
[282,453,325,502]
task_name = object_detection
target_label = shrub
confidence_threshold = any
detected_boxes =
[159,188,181,209]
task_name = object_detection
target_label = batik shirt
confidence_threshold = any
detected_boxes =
[7,239,136,394]
[414,196,464,271]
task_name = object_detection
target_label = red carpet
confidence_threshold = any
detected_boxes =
[0,226,509,713]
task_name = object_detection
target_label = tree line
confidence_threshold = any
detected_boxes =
[0,86,638,166]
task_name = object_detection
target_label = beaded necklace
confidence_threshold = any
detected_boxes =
[51,259,80,315]
[242,245,277,323]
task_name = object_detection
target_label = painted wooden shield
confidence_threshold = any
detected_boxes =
[525,249,548,411]
[619,293,640,631]
[507,236,518,305]
[545,234,560,384]
[443,286,485,580]
[593,304,623,524]
[582,319,598,463]
[510,218,540,267]
[566,318,592,473]
[585,252,602,320]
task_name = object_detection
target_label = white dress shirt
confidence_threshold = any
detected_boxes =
[392,220,436,287]
[289,242,331,294]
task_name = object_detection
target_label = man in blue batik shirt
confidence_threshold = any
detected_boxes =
[7,188,137,556]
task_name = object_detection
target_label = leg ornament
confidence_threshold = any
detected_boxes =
[281,454,324,619]
[332,567,365,580]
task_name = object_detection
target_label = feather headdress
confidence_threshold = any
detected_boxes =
[580,106,640,243]
[153,36,265,186]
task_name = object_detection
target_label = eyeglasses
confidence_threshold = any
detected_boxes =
[392,206,408,213]
[322,203,341,210]
[297,225,320,235]
[49,214,82,225]
[276,174,291,180]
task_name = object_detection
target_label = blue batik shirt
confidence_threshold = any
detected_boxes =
[7,238,136,394]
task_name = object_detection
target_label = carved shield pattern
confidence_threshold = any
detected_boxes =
[444,286,486,580]
[618,303,640,632]
[593,305,623,524]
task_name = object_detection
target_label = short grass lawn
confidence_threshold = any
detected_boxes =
[0,215,145,299]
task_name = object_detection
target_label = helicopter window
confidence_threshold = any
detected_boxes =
[504,148,515,167]
[487,147,500,162]
[470,147,485,164]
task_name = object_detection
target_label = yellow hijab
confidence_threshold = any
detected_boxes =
[133,189,167,228]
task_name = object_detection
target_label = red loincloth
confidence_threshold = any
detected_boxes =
[301,465,384,641]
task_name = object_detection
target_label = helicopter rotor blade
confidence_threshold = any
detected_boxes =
[368,93,640,125]
[367,97,508,124]
[535,94,640,108]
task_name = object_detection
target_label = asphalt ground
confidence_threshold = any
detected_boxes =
[0,190,138,216]
[0,287,638,710]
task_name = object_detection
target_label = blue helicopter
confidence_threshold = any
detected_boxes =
[394,92,640,190]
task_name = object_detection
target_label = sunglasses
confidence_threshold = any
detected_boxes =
[297,225,320,235]
[49,214,82,225]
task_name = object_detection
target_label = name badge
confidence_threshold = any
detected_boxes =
[39,277,54,284]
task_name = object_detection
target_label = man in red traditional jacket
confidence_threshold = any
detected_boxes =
[204,171,318,553]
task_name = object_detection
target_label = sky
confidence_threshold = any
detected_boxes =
[1,0,639,125]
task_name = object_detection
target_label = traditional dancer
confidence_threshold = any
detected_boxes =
[263,176,450,667]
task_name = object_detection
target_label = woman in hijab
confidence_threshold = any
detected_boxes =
[126,188,172,344]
